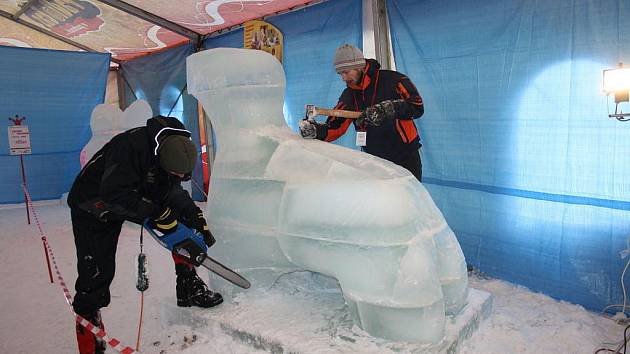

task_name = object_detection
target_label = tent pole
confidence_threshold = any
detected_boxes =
[363,0,395,70]
[95,0,202,47]
[116,69,127,111]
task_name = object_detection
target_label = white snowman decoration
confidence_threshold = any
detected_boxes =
[80,100,153,166]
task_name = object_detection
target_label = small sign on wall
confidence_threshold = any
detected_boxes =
[8,125,32,155]
[244,20,283,64]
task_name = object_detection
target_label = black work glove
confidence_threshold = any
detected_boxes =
[299,119,317,139]
[300,119,317,139]
[298,119,327,140]
[358,99,400,126]
[153,206,178,234]
[191,207,216,248]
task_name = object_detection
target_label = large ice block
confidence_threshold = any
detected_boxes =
[187,48,468,343]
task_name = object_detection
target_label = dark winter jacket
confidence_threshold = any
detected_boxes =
[318,59,424,165]
[68,116,197,223]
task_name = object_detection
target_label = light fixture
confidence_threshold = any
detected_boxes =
[603,63,630,121]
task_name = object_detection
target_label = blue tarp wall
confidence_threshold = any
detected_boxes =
[388,0,630,311]
[0,46,109,203]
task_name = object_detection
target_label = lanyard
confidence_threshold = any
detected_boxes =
[356,69,381,132]
[361,69,381,107]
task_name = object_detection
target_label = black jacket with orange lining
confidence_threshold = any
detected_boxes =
[317,58,424,165]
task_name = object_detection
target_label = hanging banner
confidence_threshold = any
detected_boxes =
[243,20,283,64]
[23,0,105,38]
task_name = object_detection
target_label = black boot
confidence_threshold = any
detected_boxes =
[176,264,223,308]
[75,310,106,354]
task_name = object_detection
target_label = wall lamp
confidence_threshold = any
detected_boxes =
[603,63,630,121]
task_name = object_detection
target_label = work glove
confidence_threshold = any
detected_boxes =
[299,119,317,139]
[190,207,216,248]
[358,100,400,126]
[153,206,178,234]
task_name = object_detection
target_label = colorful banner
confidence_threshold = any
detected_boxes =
[125,0,311,34]
[20,0,187,61]
[0,17,79,50]
[243,20,283,63]
[23,0,105,38]
[1,0,313,61]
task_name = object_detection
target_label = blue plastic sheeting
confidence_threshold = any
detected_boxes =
[388,0,630,311]
[121,43,193,119]
[120,43,205,200]
[203,29,242,50]
[0,46,109,203]
[203,0,362,149]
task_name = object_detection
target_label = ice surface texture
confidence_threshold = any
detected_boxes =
[187,48,468,343]
[81,100,152,166]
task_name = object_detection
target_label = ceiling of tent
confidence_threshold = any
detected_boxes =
[0,0,314,62]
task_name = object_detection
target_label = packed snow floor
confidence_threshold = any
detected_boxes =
[0,201,622,353]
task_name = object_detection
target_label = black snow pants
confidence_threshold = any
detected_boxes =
[71,209,123,316]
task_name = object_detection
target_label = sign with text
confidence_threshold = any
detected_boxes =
[8,125,32,155]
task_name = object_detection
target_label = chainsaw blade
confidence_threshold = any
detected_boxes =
[200,256,251,289]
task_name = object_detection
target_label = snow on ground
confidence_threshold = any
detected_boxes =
[0,201,622,353]
[462,275,621,353]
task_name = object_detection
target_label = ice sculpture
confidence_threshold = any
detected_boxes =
[187,48,468,343]
[81,100,152,166]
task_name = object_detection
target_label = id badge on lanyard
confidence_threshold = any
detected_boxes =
[356,131,367,147]
[356,70,379,148]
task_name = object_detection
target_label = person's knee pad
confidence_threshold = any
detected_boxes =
[72,287,111,315]
[78,255,99,278]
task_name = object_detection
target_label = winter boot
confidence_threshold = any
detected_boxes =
[75,310,106,354]
[175,264,223,308]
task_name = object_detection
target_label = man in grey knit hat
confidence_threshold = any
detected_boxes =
[300,44,425,181]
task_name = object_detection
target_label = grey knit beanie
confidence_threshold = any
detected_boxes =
[158,135,197,174]
[333,44,365,73]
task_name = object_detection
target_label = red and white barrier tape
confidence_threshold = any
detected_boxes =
[21,184,137,354]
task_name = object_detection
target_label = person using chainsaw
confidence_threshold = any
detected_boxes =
[299,44,424,181]
[67,115,222,354]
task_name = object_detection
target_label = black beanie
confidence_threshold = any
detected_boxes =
[158,135,197,174]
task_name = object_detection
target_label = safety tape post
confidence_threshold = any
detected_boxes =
[42,234,54,283]
[21,184,138,354]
